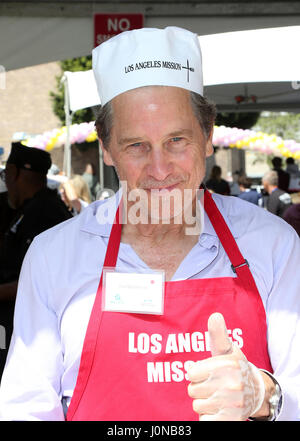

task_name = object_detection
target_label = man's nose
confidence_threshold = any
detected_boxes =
[146,148,173,182]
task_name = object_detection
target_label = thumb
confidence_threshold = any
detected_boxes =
[208,312,233,357]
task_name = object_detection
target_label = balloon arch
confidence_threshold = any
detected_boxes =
[23,121,300,160]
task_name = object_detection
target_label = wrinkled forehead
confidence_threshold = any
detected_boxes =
[108,86,202,143]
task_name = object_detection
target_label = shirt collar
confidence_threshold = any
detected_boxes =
[79,190,121,237]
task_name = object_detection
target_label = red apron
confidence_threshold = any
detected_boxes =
[67,190,272,421]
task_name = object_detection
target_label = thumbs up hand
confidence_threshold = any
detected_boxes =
[187,313,266,421]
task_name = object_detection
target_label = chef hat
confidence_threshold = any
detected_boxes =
[92,26,203,105]
[7,142,52,174]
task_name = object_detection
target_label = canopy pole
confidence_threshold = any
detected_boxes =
[61,74,73,178]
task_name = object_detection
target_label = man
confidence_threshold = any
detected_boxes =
[0,27,299,421]
[237,175,261,206]
[262,170,292,217]
[0,142,72,377]
[271,156,290,192]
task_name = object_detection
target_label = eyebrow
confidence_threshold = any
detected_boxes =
[118,129,193,146]
[118,136,144,146]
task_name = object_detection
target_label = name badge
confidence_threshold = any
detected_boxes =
[102,269,165,315]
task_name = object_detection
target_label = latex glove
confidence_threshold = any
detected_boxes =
[187,313,265,421]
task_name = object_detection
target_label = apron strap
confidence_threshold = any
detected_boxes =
[203,189,258,293]
[67,203,123,419]
[103,203,122,268]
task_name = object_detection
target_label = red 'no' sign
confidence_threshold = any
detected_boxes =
[94,13,144,47]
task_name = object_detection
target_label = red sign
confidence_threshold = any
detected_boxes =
[94,13,144,47]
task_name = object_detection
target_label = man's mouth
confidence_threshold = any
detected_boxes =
[141,180,184,194]
[148,183,179,193]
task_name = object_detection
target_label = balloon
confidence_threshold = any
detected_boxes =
[21,122,300,157]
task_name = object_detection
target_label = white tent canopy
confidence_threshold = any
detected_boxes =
[201,26,300,86]
[62,26,300,175]
[62,70,100,112]
[61,70,102,179]
[62,25,300,111]
[200,26,300,112]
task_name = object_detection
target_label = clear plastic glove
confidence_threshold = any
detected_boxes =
[187,313,265,421]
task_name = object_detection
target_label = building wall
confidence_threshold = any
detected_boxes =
[0,61,61,159]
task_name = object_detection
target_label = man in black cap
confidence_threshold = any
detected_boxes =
[0,142,72,378]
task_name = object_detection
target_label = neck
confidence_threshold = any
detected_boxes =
[122,221,189,245]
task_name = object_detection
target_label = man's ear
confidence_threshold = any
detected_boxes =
[99,139,114,166]
[205,128,214,158]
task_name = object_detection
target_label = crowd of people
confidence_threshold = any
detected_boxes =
[0,144,299,380]
[205,156,300,236]
[0,144,112,377]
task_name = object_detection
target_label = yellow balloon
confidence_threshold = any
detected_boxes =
[86,131,97,142]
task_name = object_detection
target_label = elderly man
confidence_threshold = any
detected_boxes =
[0,27,299,422]
[262,170,292,217]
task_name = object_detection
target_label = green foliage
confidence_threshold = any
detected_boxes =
[50,55,95,125]
[253,112,300,141]
[215,112,260,129]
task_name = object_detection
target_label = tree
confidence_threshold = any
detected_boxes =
[253,112,300,141]
[50,55,96,125]
[215,112,260,129]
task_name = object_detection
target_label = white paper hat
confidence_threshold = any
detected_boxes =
[92,26,203,105]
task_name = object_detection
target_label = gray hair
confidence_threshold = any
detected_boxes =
[95,88,216,150]
[262,170,279,186]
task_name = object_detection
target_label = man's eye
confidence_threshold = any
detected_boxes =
[171,137,182,142]
[130,142,143,148]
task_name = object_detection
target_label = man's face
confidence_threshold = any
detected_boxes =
[102,86,213,222]
[262,179,269,194]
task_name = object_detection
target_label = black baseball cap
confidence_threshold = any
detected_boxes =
[7,142,52,174]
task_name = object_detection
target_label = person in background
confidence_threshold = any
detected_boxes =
[229,170,241,196]
[61,175,91,215]
[96,187,115,201]
[282,192,300,237]
[0,142,72,378]
[285,157,300,177]
[283,203,300,237]
[48,164,60,176]
[262,170,292,217]
[82,163,100,201]
[237,175,261,205]
[271,156,290,192]
[205,165,230,195]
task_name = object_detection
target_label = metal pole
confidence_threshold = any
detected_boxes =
[61,74,73,178]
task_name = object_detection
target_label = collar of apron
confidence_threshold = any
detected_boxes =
[79,189,242,245]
